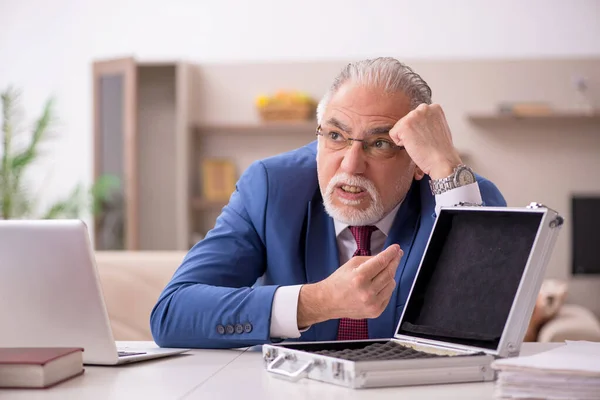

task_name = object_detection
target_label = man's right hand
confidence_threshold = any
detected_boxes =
[297,244,403,329]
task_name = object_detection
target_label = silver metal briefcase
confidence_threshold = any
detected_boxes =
[262,203,564,389]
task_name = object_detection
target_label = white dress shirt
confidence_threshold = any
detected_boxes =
[269,182,483,339]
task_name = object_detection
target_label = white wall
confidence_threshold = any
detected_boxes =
[0,0,599,216]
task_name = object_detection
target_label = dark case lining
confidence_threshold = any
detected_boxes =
[397,210,543,350]
[278,340,483,362]
[281,339,388,352]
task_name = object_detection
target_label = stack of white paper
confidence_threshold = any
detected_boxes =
[491,341,600,400]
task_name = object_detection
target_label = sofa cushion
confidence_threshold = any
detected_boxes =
[538,304,600,342]
[95,251,187,341]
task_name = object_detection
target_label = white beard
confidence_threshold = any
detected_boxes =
[322,172,385,226]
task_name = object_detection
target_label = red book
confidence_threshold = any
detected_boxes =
[0,348,84,389]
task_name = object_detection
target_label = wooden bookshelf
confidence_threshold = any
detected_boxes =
[92,58,192,251]
[193,120,317,135]
[190,120,317,246]
[467,111,600,123]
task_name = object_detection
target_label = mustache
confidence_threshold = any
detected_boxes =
[326,173,377,196]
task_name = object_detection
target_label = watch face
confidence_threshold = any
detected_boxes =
[456,167,476,186]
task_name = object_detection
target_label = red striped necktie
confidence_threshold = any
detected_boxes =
[336,225,377,341]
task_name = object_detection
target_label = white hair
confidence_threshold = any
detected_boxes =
[316,57,432,123]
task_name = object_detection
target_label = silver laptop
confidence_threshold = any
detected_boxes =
[0,219,190,365]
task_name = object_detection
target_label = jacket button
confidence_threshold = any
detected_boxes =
[235,324,244,334]
[225,324,235,334]
[216,325,225,335]
[244,323,252,333]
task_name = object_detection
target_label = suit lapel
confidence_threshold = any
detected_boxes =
[368,180,422,339]
[304,193,340,341]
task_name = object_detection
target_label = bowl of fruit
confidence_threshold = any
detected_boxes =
[255,90,317,121]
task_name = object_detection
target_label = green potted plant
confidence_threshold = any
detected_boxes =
[1,86,118,220]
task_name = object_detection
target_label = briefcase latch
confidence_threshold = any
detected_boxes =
[526,202,546,209]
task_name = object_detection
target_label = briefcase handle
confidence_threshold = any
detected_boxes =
[267,354,314,382]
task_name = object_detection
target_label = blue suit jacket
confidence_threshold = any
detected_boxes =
[150,141,506,349]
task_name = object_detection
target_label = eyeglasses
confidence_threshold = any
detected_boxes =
[315,125,405,159]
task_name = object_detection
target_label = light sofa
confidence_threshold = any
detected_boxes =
[95,251,187,341]
[538,303,600,342]
[94,251,600,343]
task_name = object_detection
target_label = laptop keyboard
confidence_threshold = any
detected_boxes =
[118,351,147,357]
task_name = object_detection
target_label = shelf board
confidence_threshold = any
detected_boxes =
[467,111,600,123]
[192,198,228,211]
[193,120,317,135]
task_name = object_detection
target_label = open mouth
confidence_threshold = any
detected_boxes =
[339,184,366,194]
[335,184,369,202]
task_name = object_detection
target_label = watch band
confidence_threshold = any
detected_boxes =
[429,164,475,195]
[429,174,457,195]
[430,178,456,195]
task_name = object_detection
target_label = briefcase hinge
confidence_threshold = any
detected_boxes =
[525,202,563,228]
[396,337,467,353]
[549,215,564,228]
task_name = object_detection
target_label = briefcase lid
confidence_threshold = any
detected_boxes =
[394,205,562,356]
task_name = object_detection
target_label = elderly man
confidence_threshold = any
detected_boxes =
[150,57,506,349]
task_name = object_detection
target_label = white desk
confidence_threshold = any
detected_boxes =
[190,343,562,400]
[1,342,560,399]
[1,342,245,400]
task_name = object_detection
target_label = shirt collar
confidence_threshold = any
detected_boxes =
[333,201,402,237]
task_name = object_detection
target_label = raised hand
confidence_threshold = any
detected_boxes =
[297,244,403,327]
[389,103,463,180]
